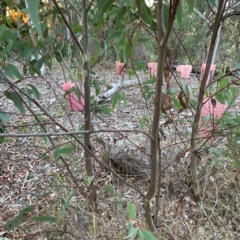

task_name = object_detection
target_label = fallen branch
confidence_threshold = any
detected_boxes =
[97,79,139,103]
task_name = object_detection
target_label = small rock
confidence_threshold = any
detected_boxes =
[50,98,56,103]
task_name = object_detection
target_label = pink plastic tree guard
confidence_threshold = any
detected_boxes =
[201,63,216,85]
[176,65,192,79]
[147,62,158,76]
[62,82,85,111]
[199,97,227,138]
[116,61,126,75]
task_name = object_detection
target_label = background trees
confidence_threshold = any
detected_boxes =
[0,0,240,239]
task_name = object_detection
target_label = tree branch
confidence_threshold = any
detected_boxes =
[190,0,226,197]
[194,8,212,26]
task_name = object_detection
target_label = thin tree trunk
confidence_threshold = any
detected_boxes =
[144,0,179,233]
[82,0,99,236]
[190,0,226,197]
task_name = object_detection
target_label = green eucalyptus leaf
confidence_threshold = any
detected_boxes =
[28,84,41,100]
[54,146,61,159]
[176,1,183,26]
[134,60,147,70]
[6,206,34,230]
[137,37,149,43]
[101,106,113,115]
[59,146,75,155]
[146,91,155,100]
[99,0,114,14]
[126,222,138,239]
[107,31,122,41]
[26,0,42,36]
[103,185,115,195]
[119,0,128,10]
[0,124,5,144]
[184,84,191,96]
[229,86,238,96]
[93,80,100,96]
[127,203,136,220]
[215,94,226,104]
[0,108,9,122]
[142,229,158,240]
[219,77,230,89]
[58,191,75,217]
[163,3,169,29]
[143,78,156,85]
[115,7,127,28]
[2,39,13,54]
[138,229,145,240]
[208,0,217,7]
[112,91,120,109]
[186,0,194,14]
[4,91,25,114]
[173,98,182,110]
[138,1,152,25]
[32,216,58,223]
[2,64,23,80]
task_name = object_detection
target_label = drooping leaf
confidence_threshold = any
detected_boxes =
[54,146,61,159]
[176,1,183,26]
[137,37,149,43]
[4,91,25,114]
[2,64,23,80]
[103,185,115,195]
[127,203,136,220]
[6,206,34,230]
[26,0,42,36]
[134,60,147,71]
[58,191,75,217]
[93,80,100,96]
[186,0,194,14]
[122,93,127,108]
[229,86,238,96]
[142,229,158,240]
[28,84,41,100]
[138,229,145,240]
[59,146,75,155]
[101,106,113,115]
[112,91,120,109]
[137,0,152,25]
[32,216,58,223]
[143,78,156,85]
[2,39,13,54]
[119,0,128,10]
[215,93,226,104]
[0,124,5,144]
[0,108,9,122]
[208,0,217,7]
[146,91,155,100]
[54,145,74,159]
[184,84,191,96]
[126,222,138,239]
[150,20,157,31]
[219,77,230,90]
[163,3,169,29]
[99,0,114,14]
[107,31,122,41]
[173,98,182,110]
[115,7,127,28]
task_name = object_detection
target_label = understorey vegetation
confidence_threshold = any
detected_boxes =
[0,0,240,239]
